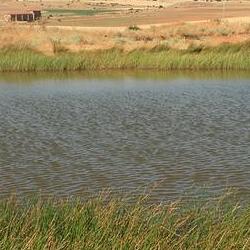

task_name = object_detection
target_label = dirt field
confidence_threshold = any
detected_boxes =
[1,0,250,27]
[0,0,249,55]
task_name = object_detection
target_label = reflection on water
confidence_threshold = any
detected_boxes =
[0,72,249,201]
[1,70,250,84]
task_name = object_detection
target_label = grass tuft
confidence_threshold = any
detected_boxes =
[128,25,141,31]
[0,42,249,72]
[0,193,249,249]
[50,39,69,54]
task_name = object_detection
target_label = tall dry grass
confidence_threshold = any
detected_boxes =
[0,20,249,54]
[0,20,249,72]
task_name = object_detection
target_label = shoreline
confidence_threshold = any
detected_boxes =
[0,42,250,72]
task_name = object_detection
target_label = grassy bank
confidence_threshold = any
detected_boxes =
[0,194,249,249]
[0,42,250,72]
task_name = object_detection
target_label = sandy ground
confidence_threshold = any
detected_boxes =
[0,0,249,55]
[0,0,250,27]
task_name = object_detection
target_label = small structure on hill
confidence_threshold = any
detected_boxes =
[4,10,41,22]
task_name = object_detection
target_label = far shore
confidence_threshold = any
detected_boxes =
[0,0,249,72]
[0,42,249,72]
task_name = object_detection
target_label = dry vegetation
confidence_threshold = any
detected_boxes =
[0,0,249,71]
[0,0,250,54]
[0,20,250,54]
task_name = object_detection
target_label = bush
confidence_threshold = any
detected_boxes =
[128,25,141,31]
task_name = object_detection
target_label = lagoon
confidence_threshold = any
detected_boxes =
[0,72,250,201]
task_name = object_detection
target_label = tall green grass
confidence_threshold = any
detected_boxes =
[0,42,249,72]
[0,193,249,249]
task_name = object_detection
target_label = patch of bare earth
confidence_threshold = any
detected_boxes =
[0,0,249,54]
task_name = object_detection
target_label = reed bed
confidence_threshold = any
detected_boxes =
[0,42,249,72]
[0,193,249,249]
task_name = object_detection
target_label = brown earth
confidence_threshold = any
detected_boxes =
[0,0,250,27]
[0,0,249,55]
[47,2,250,27]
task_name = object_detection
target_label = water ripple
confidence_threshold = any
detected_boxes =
[0,77,250,201]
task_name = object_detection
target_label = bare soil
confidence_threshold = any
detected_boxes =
[1,0,250,27]
[0,1,249,54]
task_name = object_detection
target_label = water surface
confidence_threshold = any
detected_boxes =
[0,72,250,201]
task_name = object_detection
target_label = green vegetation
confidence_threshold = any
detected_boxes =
[44,9,114,17]
[128,25,141,31]
[0,193,249,249]
[0,42,249,72]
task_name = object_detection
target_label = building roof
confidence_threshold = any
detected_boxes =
[8,10,41,15]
